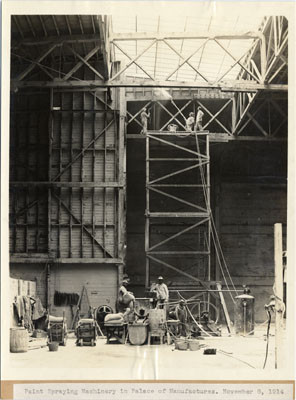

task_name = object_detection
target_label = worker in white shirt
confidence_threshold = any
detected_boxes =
[140,107,150,135]
[186,112,195,131]
[194,106,204,131]
[151,276,169,308]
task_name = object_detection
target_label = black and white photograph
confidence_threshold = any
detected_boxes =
[1,1,295,395]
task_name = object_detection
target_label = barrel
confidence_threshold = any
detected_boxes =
[10,327,29,353]
[234,294,255,335]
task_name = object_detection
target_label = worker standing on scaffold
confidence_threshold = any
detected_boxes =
[140,107,150,135]
[186,112,195,131]
[194,106,204,131]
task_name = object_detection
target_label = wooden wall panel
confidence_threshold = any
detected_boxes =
[49,90,119,260]
[9,90,49,254]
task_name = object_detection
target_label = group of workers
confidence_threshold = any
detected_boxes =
[117,275,189,337]
[140,106,204,134]
[117,275,169,312]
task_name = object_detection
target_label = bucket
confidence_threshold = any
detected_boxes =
[10,327,28,353]
[188,340,200,351]
[175,339,188,351]
[48,342,59,352]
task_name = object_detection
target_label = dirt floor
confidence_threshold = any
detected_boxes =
[8,324,280,379]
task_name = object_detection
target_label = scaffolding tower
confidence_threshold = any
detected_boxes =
[145,130,212,293]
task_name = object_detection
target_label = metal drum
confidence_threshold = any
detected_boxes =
[234,294,255,335]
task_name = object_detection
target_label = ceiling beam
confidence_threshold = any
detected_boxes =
[110,31,261,41]
[11,79,288,92]
[126,133,287,142]
[12,34,101,48]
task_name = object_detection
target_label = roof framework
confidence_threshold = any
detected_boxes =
[10,15,288,140]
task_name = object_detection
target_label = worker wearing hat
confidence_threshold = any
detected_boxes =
[152,276,169,308]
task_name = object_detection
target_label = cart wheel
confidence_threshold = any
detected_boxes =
[91,339,94,347]
[189,301,220,325]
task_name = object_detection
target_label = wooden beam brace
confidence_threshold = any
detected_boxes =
[264,33,288,81]
[52,118,115,181]
[159,100,192,131]
[196,101,231,134]
[148,218,209,251]
[271,117,287,137]
[110,39,157,82]
[52,192,113,258]
[12,34,102,48]
[234,92,259,134]
[214,39,261,83]
[147,255,219,300]
[11,79,289,91]
[269,98,287,119]
[156,100,187,131]
[126,110,143,128]
[149,186,208,212]
[216,39,260,83]
[111,31,262,41]
[236,99,267,135]
[246,111,268,136]
[64,45,104,80]
[163,39,209,82]
[112,41,156,81]
[15,44,57,81]
[166,39,209,81]
[148,161,208,185]
[268,61,287,84]
[10,256,123,264]
[147,134,207,158]
[202,99,232,130]
[62,43,102,81]
[10,181,123,188]
[127,101,152,124]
